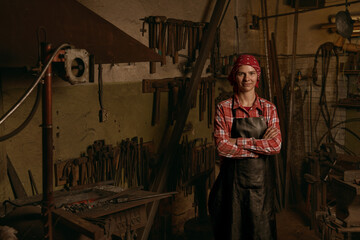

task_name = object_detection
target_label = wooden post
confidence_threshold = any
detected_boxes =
[284,0,299,209]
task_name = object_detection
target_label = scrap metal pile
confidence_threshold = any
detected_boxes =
[304,143,360,239]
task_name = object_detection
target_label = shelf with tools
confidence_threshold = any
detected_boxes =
[54,138,155,189]
[338,68,360,108]
[335,98,360,108]
[142,77,216,126]
[141,16,208,74]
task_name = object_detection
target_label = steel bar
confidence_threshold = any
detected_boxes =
[141,1,227,239]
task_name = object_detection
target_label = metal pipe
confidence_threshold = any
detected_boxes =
[258,0,360,20]
[42,43,54,240]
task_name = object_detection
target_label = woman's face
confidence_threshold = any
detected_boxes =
[235,65,258,93]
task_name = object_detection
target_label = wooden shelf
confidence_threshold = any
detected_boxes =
[341,70,360,75]
[335,98,360,108]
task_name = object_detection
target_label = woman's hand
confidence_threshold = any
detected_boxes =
[228,138,237,145]
[263,126,279,139]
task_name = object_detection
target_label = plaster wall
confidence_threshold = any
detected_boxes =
[1,0,360,236]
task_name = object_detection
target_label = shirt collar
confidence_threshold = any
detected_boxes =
[233,94,263,112]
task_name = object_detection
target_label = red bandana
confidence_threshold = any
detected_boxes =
[227,54,261,88]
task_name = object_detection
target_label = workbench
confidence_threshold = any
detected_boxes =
[1,182,176,240]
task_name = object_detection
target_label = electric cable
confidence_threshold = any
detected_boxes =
[0,84,41,142]
[0,43,71,141]
[0,43,71,126]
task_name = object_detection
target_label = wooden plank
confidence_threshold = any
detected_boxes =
[269,34,286,209]
[6,184,115,208]
[344,170,360,182]
[108,205,147,237]
[337,153,360,163]
[141,1,227,239]
[52,208,104,240]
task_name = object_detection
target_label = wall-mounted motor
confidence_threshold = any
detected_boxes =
[64,48,90,84]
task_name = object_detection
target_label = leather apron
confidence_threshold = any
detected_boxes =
[208,98,276,240]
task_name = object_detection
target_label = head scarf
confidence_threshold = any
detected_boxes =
[227,54,261,88]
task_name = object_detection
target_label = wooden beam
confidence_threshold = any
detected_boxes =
[52,208,104,240]
[285,0,299,208]
[140,1,227,239]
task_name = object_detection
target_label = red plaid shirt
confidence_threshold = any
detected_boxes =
[214,94,282,159]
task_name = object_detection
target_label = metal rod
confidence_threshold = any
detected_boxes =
[42,42,54,240]
[258,0,360,20]
[284,0,299,209]
[261,0,272,100]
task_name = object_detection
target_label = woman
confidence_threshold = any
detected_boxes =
[208,55,282,240]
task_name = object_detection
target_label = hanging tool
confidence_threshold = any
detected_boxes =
[28,170,39,195]
[166,19,175,62]
[156,16,167,66]
[167,18,179,64]
[199,79,204,121]
[199,79,208,121]
[176,20,185,60]
[208,78,215,128]
[148,16,157,74]
[185,21,194,62]
[168,81,180,125]
[98,64,107,123]
[151,82,162,126]
[7,155,27,198]
[234,16,240,54]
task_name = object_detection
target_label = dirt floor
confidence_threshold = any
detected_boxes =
[277,208,320,240]
[1,205,322,240]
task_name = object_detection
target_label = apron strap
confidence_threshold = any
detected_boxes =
[232,95,263,118]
